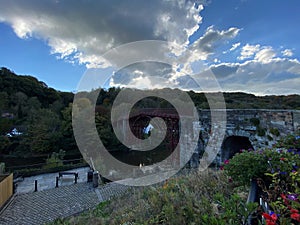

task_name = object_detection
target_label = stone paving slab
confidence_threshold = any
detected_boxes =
[0,183,98,225]
[96,182,130,202]
[16,167,91,194]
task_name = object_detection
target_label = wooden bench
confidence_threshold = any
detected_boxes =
[58,172,78,183]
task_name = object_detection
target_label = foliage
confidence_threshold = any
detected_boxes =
[260,170,300,224]
[51,170,258,225]
[250,118,260,127]
[224,132,300,224]
[23,109,62,153]
[43,150,66,169]
[257,127,266,137]
[270,128,280,137]
[223,150,269,186]
[0,66,300,171]
[224,132,300,186]
[274,132,300,150]
[11,160,88,177]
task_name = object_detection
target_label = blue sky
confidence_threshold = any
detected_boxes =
[0,0,299,95]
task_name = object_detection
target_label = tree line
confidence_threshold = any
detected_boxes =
[0,67,299,161]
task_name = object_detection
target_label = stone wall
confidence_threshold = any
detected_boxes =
[189,109,300,167]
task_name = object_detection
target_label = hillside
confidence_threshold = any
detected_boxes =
[0,67,299,173]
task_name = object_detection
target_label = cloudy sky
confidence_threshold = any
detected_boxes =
[0,0,299,95]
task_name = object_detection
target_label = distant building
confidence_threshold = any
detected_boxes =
[1,112,14,119]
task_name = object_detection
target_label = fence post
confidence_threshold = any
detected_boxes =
[34,180,38,192]
[56,177,59,188]
[74,173,78,184]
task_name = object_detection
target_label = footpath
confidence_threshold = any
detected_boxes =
[0,169,130,225]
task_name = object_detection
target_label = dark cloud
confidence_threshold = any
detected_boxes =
[211,64,238,77]
[0,0,204,67]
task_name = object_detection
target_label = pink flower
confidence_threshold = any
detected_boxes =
[224,159,230,165]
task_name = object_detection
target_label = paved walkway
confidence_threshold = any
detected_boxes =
[0,182,130,225]
[15,167,91,193]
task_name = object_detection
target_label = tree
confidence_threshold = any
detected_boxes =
[23,109,62,153]
[59,104,78,152]
[11,91,28,119]
[0,91,9,112]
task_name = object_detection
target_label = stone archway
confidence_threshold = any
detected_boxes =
[221,136,254,161]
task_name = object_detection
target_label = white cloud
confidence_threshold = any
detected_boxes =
[194,26,240,56]
[238,44,260,60]
[254,47,276,64]
[229,42,240,51]
[281,49,293,57]
[210,55,300,95]
[1,1,300,95]
[0,0,206,68]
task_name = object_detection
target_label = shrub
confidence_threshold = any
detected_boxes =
[250,117,260,126]
[223,150,268,186]
[270,127,280,137]
[224,132,300,224]
[257,127,266,136]
[43,150,65,169]
[224,132,300,186]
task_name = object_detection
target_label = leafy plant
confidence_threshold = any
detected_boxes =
[223,150,268,186]
[43,149,66,169]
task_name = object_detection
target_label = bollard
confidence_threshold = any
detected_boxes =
[56,177,59,188]
[75,173,78,184]
[34,180,38,192]
[87,170,93,183]
[93,171,99,188]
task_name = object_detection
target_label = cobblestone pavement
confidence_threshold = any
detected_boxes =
[0,182,130,225]
[15,167,91,194]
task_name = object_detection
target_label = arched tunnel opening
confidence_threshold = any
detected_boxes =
[221,136,254,161]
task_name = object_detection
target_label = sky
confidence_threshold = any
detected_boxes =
[0,0,299,95]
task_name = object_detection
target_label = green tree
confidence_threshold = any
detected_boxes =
[0,91,9,112]
[24,109,62,153]
[12,91,28,118]
[60,104,78,152]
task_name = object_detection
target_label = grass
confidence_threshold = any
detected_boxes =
[51,169,257,225]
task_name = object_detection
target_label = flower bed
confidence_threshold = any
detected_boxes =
[223,132,300,224]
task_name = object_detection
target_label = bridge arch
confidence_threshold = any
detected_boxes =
[221,135,254,162]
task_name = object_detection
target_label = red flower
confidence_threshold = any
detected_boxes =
[280,157,286,161]
[219,166,224,170]
[291,209,299,214]
[281,193,289,205]
[291,209,300,222]
[262,212,278,225]
[291,212,300,222]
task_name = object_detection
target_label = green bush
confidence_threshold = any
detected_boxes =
[223,150,268,186]
[43,150,65,169]
[224,132,300,187]
[250,117,260,126]
[270,127,280,136]
[257,127,266,136]
[224,148,300,186]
